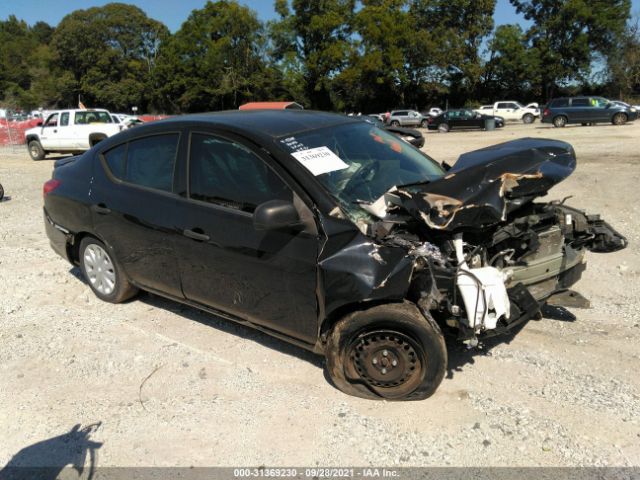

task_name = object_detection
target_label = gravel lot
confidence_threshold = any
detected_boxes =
[1,121,639,468]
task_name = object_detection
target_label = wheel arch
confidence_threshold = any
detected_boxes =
[318,299,412,352]
[89,133,108,147]
[26,134,40,144]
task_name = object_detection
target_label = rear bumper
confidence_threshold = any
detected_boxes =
[44,208,72,263]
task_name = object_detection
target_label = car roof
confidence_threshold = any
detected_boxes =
[110,110,360,140]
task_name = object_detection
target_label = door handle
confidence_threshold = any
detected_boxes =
[183,228,210,242]
[53,129,57,133]
[91,204,111,215]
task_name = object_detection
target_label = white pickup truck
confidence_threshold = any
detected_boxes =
[475,101,540,123]
[25,109,122,160]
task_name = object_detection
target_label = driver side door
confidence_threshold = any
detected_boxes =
[39,113,62,149]
[172,130,320,344]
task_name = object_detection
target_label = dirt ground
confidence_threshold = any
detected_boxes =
[1,121,639,468]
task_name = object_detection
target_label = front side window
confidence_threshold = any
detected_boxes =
[189,133,291,212]
[44,114,58,127]
[102,134,178,192]
[591,97,609,107]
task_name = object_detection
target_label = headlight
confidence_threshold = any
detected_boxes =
[631,108,637,113]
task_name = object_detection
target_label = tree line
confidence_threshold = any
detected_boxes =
[0,0,638,114]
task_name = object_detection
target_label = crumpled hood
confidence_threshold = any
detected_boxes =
[395,138,576,231]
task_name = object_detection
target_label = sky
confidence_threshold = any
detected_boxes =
[0,0,603,32]
[1,0,639,33]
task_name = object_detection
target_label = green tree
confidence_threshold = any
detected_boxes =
[154,0,276,112]
[411,0,496,104]
[270,0,356,110]
[606,19,640,99]
[483,24,541,99]
[51,3,169,111]
[511,0,631,99]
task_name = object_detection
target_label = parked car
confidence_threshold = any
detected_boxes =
[421,108,443,118]
[25,109,122,160]
[427,108,505,132]
[365,117,425,148]
[474,101,540,123]
[111,113,144,129]
[43,110,626,401]
[387,110,429,128]
[541,97,638,127]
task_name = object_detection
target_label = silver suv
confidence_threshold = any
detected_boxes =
[388,110,428,128]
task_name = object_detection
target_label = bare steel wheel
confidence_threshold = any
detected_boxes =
[79,237,138,303]
[349,330,423,395]
[325,302,446,401]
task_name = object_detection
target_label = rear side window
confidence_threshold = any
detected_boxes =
[550,99,569,107]
[60,112,69,126]
[496,103,509,109]
[102,133,179,192]
[571,98,590,107]
[188,133,291,212]
[394,111,408,116]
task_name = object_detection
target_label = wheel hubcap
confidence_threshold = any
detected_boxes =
[349,331,422,391]
[83,244,116,295]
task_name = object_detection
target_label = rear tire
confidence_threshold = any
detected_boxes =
[553,116,567,128]
[420,119,428,128]
[612,113,627,126]
[79,237,138,303]
[438,123,450,133]
[325,302,447,401]
[28,140,45,160]
[522,113,534,124]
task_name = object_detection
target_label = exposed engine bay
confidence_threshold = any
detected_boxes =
[329,138,628,343]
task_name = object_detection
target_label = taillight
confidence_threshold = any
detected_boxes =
[43,179,61,197]
[543,108,550,117]
[427,117,433,123]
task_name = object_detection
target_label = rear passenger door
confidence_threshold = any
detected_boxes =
[172,131,320,344]
[91,131,184,298]
[569,98,590,122]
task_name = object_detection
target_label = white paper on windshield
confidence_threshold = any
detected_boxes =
[291,146,349,176]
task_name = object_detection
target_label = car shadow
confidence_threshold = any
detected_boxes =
[443,320,530,379]
[67,266,324,368]
[0,423,103,480]
[138,293,325,369]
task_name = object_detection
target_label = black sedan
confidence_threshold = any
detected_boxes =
[44,110,625,400]
[365,117,425,148]
[426,108,504,132]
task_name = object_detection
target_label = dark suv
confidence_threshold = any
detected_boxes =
[541,96,638,127]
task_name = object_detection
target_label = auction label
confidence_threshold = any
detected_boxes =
[291,146,349,176]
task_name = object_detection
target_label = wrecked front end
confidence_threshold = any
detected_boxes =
[326,138,627,344]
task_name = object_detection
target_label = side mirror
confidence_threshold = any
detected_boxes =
[37,121,43,126]
[253,199,301,231]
